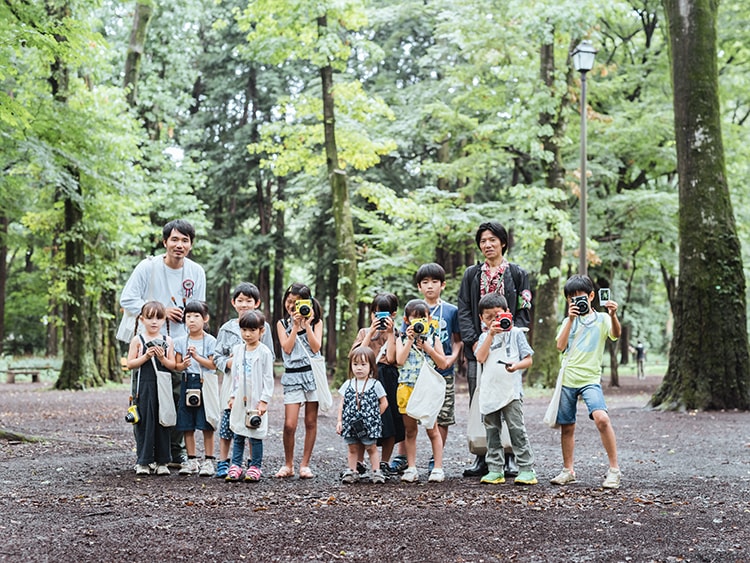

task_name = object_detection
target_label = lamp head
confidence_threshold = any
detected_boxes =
[572,40,597,73]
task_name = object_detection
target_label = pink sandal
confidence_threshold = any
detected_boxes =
[274,466,294,478]
[299,466,314,479]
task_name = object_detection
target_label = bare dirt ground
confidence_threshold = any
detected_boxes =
[0,373,748,562]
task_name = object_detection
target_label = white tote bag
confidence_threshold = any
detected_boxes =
[154,360,176,428]
[543,367,564,429]
[406,356,446,430]
[229,359,269,439]
[467,364,487,455]
[202,370,221,431]
[116,309,138,343]
[303,346,333,412]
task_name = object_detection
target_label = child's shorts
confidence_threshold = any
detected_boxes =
[557,383,608,425]
[219,409,234,440]
[344,437,378,446]
[176,391,211,431]
[436,374,455,426]
[283,387,319,405]
[396,383,414,414]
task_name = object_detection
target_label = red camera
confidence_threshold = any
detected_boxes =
[496,312,513,331]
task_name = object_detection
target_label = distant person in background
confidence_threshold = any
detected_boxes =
[633,341,646,380]
[120,219,207,470]
[458,221,532,478]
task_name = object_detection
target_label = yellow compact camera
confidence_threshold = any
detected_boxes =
[125,404,140,424]
[295,299,313,318]
[410,317,430,335]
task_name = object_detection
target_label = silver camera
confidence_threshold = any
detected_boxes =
[185,388,202,407]
[245,409,262,429]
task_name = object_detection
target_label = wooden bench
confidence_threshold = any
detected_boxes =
[5,369,41,384]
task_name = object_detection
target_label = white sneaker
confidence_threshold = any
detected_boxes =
[199,459,215,477]
[428,468,445,483]
[400,466,419,483]
[179,459,200,475]
[602,468,621,489]
[550,468,576,485]
[135,464,150,475]
[155,464,170,476]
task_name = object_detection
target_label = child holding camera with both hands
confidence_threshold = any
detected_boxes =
[551,274,622,489]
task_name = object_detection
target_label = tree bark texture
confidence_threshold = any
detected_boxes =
[0,214,7,354]
[123,0,154,107]
[653,0,749,410]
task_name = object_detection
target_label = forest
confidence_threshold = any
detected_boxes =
[1,0,748,409]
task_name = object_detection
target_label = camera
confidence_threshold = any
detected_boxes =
[410,317,430,335]
[125,404,140,424]
[572,295,590,315]
[185,388,202,407]
[245,410,262,429]
[295,299,313,318]
[375,311,390,330]
[145,339,168,352]
[496,312,513,331]
[349,417,369,440]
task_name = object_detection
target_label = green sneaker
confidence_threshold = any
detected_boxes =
[514,470,538,485]
[480,471,505,484]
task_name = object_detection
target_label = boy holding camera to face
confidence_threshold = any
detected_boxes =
[551,274,622,489]
[473,293,536,485]
[213,282,275,478]
[173,301,218,476]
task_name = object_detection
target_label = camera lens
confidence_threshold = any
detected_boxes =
[499,318,512,330]
[125,413,135,423]
[413,322,425,334]
[187,394,200,406]
[299,304,311,316]
[249,415,262,428]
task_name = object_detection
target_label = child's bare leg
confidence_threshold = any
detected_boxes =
[426,425,443,469]
[219,437,231,460]
[282,403,301,468]
[592,410,619,469]
[560,423,576,471]
[184,431,196,457]
[438,425,449,448]
[300,401,318,467]
[203,429,214,458]
[402,415,418,467]
[365,443,380,470]
[347,444,359,470]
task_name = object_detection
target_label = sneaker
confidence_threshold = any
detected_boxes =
[428,468,445,483]
[602,468,621,489]
[341,468,359,484]
[428,456,435,473]
[215,459,230,479]
[480,471,506,484]
[514,470,538,485]
[380,461,395,476]
[550,468,576,485]
[225,464,244,482]
[155,464,170,476]
[244,466,262,482]
[390,455,408,474]
[135,464,150,476]
[199,459,215,477]
[179,459,199,475]
[356,461,368,475]
[371,469,386,484]
[167,456,187,469]
[400,466,419,483]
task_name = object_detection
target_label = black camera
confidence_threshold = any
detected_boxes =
[125,404,140,424]
[185,388,202,407]
[349,418,369,440]
[572,295,590,315]
[145,339,168,352]
[245,410,262,429]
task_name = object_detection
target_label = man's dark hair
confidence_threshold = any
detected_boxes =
[233,282,261,302]
[415,263,446,285]
[478,293,509,315]
[163,219,196,243]
[475,221,509,252]
[563,274,595,298]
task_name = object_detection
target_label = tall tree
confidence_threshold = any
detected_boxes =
[652,0,749,409]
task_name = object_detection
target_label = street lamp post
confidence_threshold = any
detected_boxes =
[572,40,597,276]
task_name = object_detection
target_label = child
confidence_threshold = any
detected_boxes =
[173,301,218,476]
[551,274,622,489]
[337,346,389,484]
[473,293,536,485]
[350,293,404,475]
[395,299,448,483]
[126,301,178,476]
[275,283,324,479]
[213,282,275,478]
[414,263,463,472]
[226,310,275,482]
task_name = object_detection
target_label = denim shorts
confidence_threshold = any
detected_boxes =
[557,383,608,425]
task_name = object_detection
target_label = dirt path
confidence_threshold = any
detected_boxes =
[0,375,748,562]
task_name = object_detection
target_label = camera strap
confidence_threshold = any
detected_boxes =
[352,376,369,412]
[241,346,258,410]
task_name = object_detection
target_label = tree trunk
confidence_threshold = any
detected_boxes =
[123,0,154,106]
[653,0,749,410]
[528,41,569,387]
[318,15,358,383]
[0,214,7,354]
[272,177,286,359]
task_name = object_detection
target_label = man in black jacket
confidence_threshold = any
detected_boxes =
[458,221,532,477]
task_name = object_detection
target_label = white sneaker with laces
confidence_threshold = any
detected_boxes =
[155,464,170,476]
[550,468,576,485]
[602,468,621,489]
[179,459,199,475]
[199,459,215,477]
[428,468,445,483]
[400,466,419,483]
[135,464,150,475]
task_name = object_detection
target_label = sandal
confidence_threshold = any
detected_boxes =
[274,466,294,478]
[299,466,314,479]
